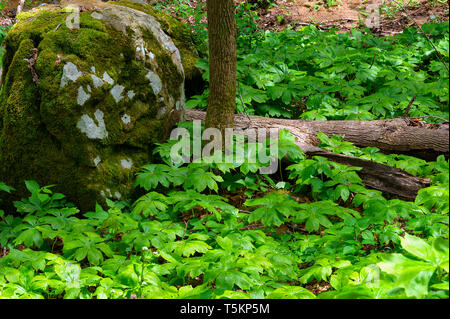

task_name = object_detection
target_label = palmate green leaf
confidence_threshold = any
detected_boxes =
[431,237,449,272]
[318,285,375,299]
[25,180,41,195]
[292,201,339,232]
[170,190,237,221]
[266,286,316,299]
[400,233,433,262]
[248,206,285,227]
[177,284,213,299]
[54,262,81,289]
[116,264,140,287]
[274,129,305,161]
[73,247,89,262]
[299,264,332,284]
[215,289,251,299]
[178,259,208,279]
[2,249,50,272]
[134,164,173,190]
[87,248,103,266]
[0,182,14,193]
[238,82,268,104]
[215,270,253,290]
[123,229,150,251]
[216,236,233,251]
[245,192,300,227]
[257,104,292,118]
[182,168,223,193]
[14,228,43,248]
[39,207,79,230]
[167,240,212,257]
[199,151,236,174]
[399,234,449,272]
[415,185,449,214]
[132,192,168,217]
[378,253,436,298]
[83,203,109,223]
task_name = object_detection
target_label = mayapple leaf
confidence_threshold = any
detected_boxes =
[266,286,316,299]
[400,233,433,262]
[0,182,15,193]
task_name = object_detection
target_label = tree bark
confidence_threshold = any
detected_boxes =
[186,110,449,158]
[185,110,448,199]
[308,150,430,201]
[205,0,237,134]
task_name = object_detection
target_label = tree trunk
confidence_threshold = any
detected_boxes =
[205,0,237,134]
[185,110,448,199]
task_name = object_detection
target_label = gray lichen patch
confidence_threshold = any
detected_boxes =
[111,84,125,103]
[103,72,114,85]
[91,11,104,20]
[121,113,131,125]
[146,70,162,95]
[60,62,82,87]
[77,86,91,105]
[120,158,133,169]
[135,42,146,60]
[91,74,103,88]
[94,156,101,167]
[127,90,135,100]
[76,109,109,139]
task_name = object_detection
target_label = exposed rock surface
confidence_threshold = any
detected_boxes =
[0,0,199,210]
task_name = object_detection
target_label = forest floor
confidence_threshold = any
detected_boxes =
[257,0,449,35]
[1,0,449,34]
[152,0,449,36]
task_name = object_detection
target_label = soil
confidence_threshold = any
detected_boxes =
[258,0,449,35]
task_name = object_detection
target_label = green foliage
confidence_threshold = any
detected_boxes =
[0,128,448,299]
[0,182,14,194]
[186,22,449,122]
[0,2,448,300]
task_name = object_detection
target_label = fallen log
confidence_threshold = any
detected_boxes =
[185,110,439,199]
[308,150,430,201]
[185,110,449,157]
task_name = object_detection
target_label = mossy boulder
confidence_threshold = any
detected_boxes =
[0,0,199,210]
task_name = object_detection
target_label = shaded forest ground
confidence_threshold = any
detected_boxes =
[1,0,449,34]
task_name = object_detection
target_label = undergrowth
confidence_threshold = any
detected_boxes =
[0,129,448,299]
[0,1,448,300]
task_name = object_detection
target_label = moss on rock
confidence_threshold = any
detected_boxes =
[108,0,200,81]
[0,1,196,210]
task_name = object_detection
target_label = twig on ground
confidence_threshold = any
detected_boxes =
[403,95,416,117]
[369,53,377,69]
